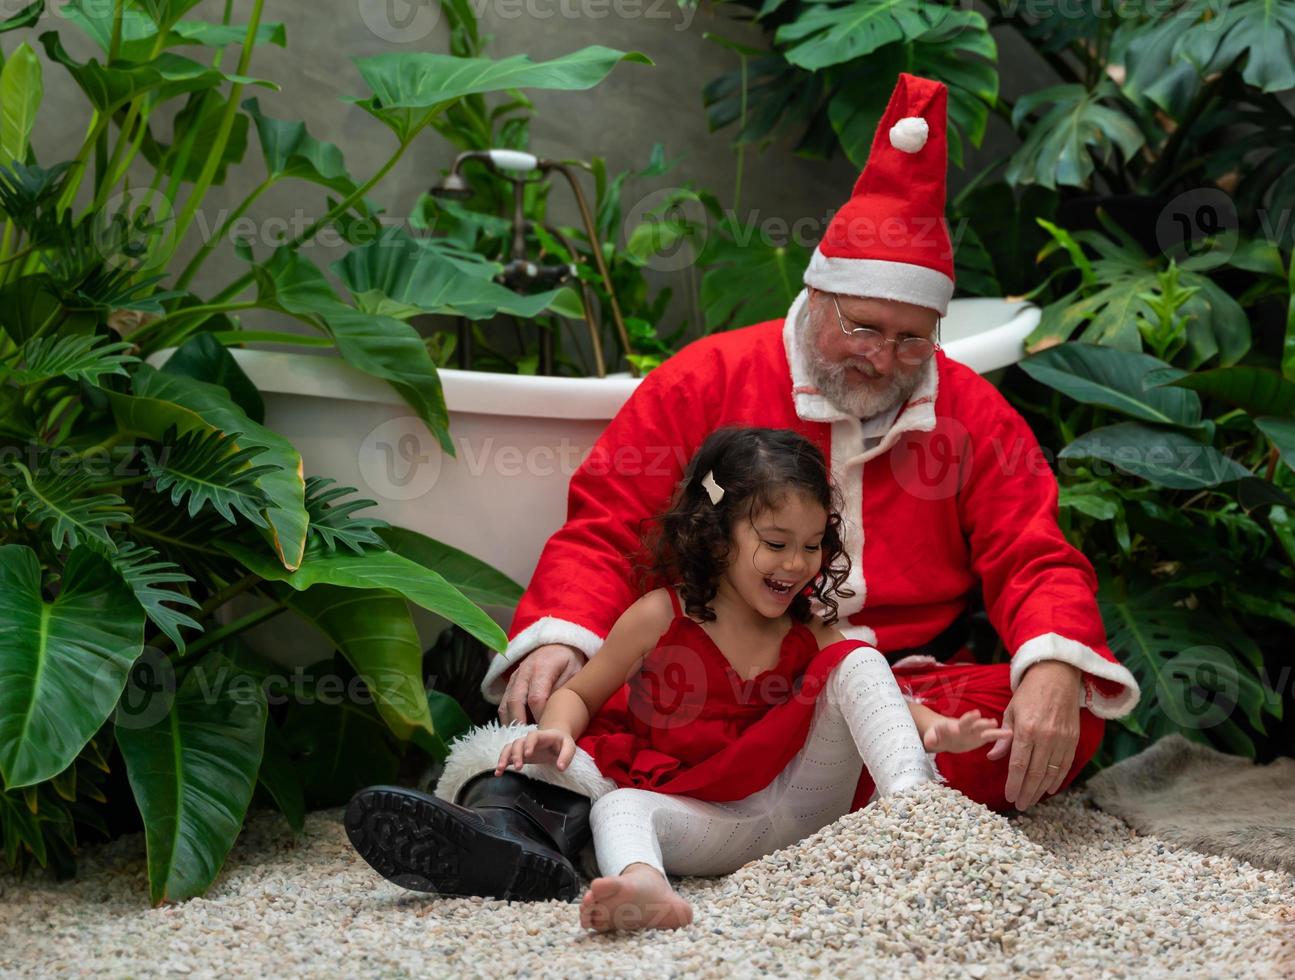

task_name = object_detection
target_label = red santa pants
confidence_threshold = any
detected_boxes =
[855,652,1107,814]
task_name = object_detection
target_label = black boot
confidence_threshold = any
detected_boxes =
[344,771,593,902]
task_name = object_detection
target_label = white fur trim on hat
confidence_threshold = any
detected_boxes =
[803,248,954,316]
[433,719,619,804]
[889,116,929,153]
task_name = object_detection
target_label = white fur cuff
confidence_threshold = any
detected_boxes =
[1011,632,1141,719]
[434,720,619,804]
[481,616,606,704]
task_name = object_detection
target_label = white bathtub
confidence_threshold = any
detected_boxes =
[154,297,1038,659]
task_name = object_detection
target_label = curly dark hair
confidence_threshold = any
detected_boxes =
[634,426,854,625]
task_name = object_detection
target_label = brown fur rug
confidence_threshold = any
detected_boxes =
[1084,733,1295,875]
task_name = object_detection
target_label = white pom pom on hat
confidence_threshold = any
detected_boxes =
[889,116,929,153]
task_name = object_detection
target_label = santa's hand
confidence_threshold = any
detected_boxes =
[997,660,1083,811]
[922,709,1012,754]
[499,644,586,725]
[495,728,577,775]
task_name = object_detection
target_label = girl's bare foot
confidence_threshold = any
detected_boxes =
[579,863,694,933]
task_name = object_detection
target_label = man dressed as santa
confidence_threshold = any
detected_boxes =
[345,73,1141,903]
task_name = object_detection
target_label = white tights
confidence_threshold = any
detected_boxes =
[588,645,945,879]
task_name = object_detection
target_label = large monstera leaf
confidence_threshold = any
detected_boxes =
[773,2,996,168]
[1099,575,1278,755]
[162,331,264,423]
[0,545,144,788]
[265,527,524,745]
[1115,6,1205,120]
[1173,0,1295,93]
[696,217,811,331]
[1005,81,1145,190]
[1152,365,1295,418]
[1025,226,1250,366]
[774,0,942,70]
[116,653,267,905]
[219,536,504,747]
[702,53,825,154]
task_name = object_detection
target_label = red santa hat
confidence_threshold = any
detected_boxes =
[803,73,955,316]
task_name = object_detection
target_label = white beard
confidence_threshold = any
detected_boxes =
[796,320,923,420]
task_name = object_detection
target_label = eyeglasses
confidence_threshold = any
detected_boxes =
[829,293,941,366]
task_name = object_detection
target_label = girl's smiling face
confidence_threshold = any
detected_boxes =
[722,491,828,619]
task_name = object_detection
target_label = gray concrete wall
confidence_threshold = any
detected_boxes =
[13,0,1055,344]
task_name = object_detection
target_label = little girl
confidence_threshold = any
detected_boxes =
[494,426,1011,933]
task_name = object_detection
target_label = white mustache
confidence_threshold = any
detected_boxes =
[831,359,882,381]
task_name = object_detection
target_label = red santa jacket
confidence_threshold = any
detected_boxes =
[484,290,1140,719]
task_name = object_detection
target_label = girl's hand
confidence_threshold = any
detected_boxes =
[922,710,1012,755]
[494,728,578,775]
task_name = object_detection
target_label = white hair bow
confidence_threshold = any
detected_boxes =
[701,470,725,505]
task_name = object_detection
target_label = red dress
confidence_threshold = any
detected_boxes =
[575,588,870,802]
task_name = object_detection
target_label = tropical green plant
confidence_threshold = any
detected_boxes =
[692,1,1000,311]
[410,0,820,375]
[699,0,998,170]
[0,0,647,900]
[1010,243,1295,762]
[1022,214,1252,366]
[11,0,646,436]
[404,0,694,375]
[696,0,1295,299]
[415,141,691,376]
[704,0,1291,207]
[0,323,522,897]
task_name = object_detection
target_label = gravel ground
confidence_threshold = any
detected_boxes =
[3,782,1292,979]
